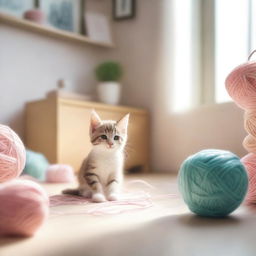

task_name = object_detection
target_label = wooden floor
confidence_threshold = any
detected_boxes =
[0,174,256,256]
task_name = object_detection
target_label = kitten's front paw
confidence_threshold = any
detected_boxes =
[92,193,106,203]
[107,193,119,201]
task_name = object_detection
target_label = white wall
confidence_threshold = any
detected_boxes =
[152,102,247,172]
[106,0,161,110]
[110,0,247,172]
[0,0,111,138]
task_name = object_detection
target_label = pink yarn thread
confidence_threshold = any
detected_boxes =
[50,194,90,207]
[85,196,153,216]
[50,192,153,216]
[225,61,256,110]
[84,193,177,216]
[126,179,157,190]
[50,193,178,217]
[50,178,178,217]
[0,125,26,183]
[0,179,49,237]
[46,164,75,183]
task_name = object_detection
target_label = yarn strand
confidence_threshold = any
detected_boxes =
[248,50,256,61]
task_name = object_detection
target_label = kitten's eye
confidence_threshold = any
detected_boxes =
[101,135,107,140]
[114,135,120,140]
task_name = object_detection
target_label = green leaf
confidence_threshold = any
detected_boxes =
[95,61,123,82]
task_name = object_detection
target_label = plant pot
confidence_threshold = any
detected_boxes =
[97,82,121,105]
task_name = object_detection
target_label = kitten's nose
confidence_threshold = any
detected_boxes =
[108,142,114,147]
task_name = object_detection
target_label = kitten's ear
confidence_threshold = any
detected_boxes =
[90,110,101,133]
[117,113,130,134]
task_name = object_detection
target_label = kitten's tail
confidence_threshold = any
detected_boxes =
[62,188,80,196]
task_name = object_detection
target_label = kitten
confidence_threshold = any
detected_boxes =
[62,110,129,203]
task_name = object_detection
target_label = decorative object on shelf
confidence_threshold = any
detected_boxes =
[0,12,114,47]
[95,61,123,105]
[39,0,84,33]
[23,9,45,24]
[0,0,34,18]
[85,12,112,44]
[113,0,136,20]
[46,79,93,101]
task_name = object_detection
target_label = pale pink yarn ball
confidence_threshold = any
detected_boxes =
[241,153,256,204]
[225,61,256,110]
[243,135,256,154]
[46,164,75,183]
[244,110,256,138]
[0,125,26,182]
[0,179,49,237]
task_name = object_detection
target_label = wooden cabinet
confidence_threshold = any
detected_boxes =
[25,95,150,173]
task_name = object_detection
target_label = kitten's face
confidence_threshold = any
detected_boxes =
[90,111,129,151]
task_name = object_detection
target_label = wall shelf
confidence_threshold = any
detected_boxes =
[0,12,114,48]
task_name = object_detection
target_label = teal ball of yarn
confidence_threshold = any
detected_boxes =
[23,150,49,181]
[178,149,248,217]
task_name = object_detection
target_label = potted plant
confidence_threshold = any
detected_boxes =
[95,61,123,105]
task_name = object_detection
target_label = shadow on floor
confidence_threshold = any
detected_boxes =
[45,212,256,256]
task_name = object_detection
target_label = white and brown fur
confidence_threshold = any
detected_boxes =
[63,110,129,203]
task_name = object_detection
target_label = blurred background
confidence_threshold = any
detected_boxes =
[0,0,253,173]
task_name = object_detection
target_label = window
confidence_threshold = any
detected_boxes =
[171,0,200,112]
[214,0,251,103]
[169,0,254,112]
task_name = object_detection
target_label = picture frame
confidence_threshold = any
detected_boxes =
[85,12,112,44]
[113,0,136,20]
[0,0,35,18]
[39,0,84,33]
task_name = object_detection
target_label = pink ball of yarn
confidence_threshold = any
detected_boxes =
[0,179,49,237]
[225,61,256,110]
[241,153,256,204]
[244,110,256,138]
[46,164,75,183]
[0,125,26,183]
[243,135,256,154]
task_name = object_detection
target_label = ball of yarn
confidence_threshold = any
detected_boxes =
[243,135,256,154]
[46,164,75,183]
[23,150,49,181]
[244,110,256,138]
[241,153,256,204]
[0,179,49,237]
[225,61,256,110]
[0,125,26,183]
[178,149,248,217]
